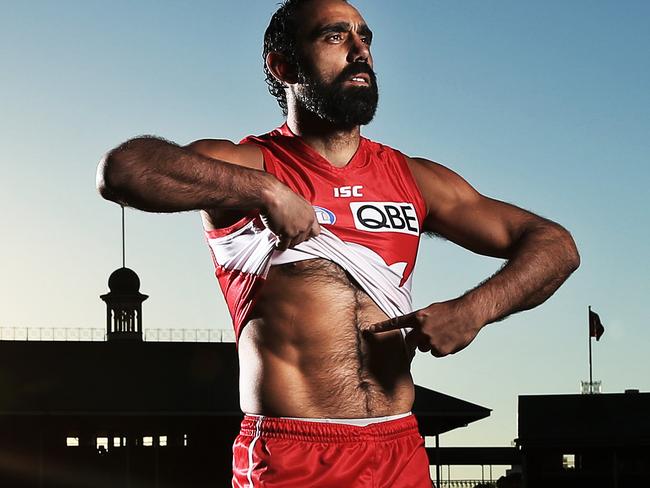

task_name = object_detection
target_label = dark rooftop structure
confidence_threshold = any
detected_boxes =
[413,386,490,434]
[517,392,650,487]
[0,338,491,487]
[0,259,495,487]
[100,266,148,342]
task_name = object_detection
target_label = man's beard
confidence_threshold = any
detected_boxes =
[295,61,379,128]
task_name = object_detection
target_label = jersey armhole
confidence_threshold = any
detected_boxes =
[395,150,428,231]
[238,137,277,174]
[257,144,276,174]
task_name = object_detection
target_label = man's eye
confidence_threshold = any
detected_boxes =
[361,36,371,45]
[327,34,342,42]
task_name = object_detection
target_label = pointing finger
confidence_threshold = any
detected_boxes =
[364,311,420,334]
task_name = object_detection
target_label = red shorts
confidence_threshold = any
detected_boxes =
[232,413,433,487]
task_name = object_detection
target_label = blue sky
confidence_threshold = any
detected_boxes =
[1,0,649,475]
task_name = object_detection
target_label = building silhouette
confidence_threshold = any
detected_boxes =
[0,266,494,487]
[0,339,240,487]
[0,337,498,487]
[517,391,650,488]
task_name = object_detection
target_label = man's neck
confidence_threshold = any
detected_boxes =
[286,109,361,168]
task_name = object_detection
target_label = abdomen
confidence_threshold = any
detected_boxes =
[238,258,414,418]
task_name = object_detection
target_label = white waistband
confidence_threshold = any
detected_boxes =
[245,411,412,427]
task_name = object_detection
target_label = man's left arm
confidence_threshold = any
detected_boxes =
[364,157,580,357]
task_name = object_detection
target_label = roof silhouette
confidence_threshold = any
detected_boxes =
[0,340,490,434]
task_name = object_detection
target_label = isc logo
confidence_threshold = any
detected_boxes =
[350,202,419,236]
[334,185,363,198]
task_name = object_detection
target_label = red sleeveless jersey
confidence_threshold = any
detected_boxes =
[204,124,426,340]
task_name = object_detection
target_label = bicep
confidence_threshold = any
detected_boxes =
[184,138,264,171]
[184,139,265,228]
[410,157,547,259]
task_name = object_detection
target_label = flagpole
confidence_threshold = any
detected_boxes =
[588,305,593,393]
[122,205,126,268]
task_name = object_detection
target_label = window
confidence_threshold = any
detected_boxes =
[66,437,79,447]
[183,434,188,447]
[159,435,167,447]
[96,437,109,452]
[143,436,154,447]
[562,454,576,469]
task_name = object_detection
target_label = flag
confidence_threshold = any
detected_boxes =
[589,309,605,341]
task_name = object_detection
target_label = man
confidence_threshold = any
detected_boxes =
[96,0,580,486]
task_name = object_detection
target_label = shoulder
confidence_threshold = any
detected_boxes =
[184,138,264,171]
[405,156,482,214]
[361,136,469,191]
[406,156,476,191]
[360,138,477,211]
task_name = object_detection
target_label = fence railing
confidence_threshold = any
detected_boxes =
[438,481,496,488]
[144,328,235,343]
[0,327,235,343]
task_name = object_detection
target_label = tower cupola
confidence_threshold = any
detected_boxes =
[100,267,148,341]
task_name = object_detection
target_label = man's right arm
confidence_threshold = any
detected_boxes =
[96,136,320,250]
[96,136,275,213]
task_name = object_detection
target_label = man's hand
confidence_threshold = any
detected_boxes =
[363,300,483,357]
[261,179,321,251]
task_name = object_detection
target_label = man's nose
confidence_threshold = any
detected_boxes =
[347,33,370,63]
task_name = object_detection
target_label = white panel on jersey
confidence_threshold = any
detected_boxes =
[207,219,277,277]
[269,248,315,266]
[207,220,414,320]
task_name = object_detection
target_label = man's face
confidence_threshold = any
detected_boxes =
[291,0,378,127]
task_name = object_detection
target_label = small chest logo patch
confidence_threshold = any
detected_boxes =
[334,185,363,198]
[350,202,419,235]
[313,206,337,225]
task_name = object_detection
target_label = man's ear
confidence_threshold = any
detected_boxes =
[266,52,298,85]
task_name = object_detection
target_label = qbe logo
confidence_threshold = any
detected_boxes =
[350,202,419,235]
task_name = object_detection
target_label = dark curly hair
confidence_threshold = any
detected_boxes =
[263,0,348,116]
